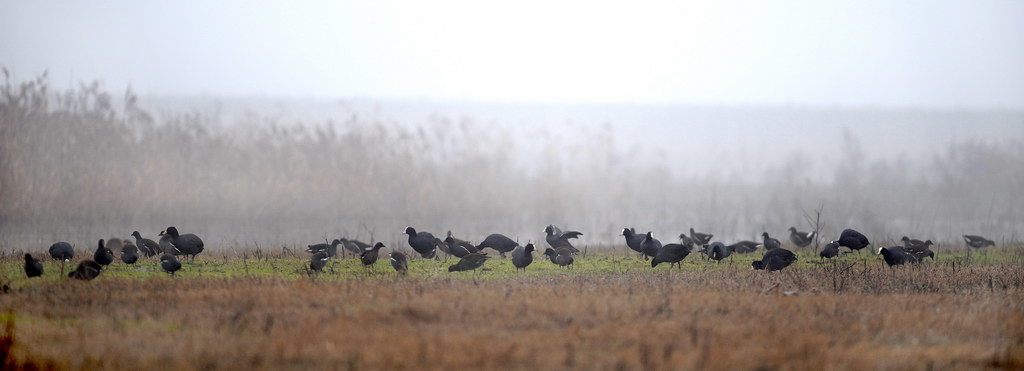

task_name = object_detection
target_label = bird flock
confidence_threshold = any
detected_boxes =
[20,223,999,280]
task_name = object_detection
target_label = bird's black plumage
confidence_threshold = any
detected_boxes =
[652,243,692,268]
[639,232,662,259]
[727,240,760,254]
[544,225,582,253]
[93,239,114,267]
[761,232,781,251]
[752,248,797,271]
[405,227,438,259]
[689,228,713,246]
[131,231,160,257]
[24,254,43,278]
[69,260,103,280]
[390,251,409,275]
[360,242,386,267]
[622,228,644,255]
[878,246,916,266]
[963,235,995,249]
[160,254,182,275]
[448,252,489,272]
[120,244,139,265]
[309,251,329,272]
[162,226,204,262]
[543,247,574,268]
[820,242,840,259]
[307,239,342,258]
[444,236,476,258]
[48,241,74,261]
[340,238,371,257]
[512,243,536,271]
[708,242,731,263]
[475,233,519,258]
[788,227,815,248]
[836,229,870,253]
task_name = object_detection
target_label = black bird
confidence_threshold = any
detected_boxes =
[309,251,329,273]
[475,233,519,258]
[789,227,815,248]
[878,246,916,267]
[404,227,439,259]
[340,238,372,257]
[390,251,409,275]
[160,254,182,275]
[68,260,103,280]
[761,232,781,251]
[24,254,43,278]
[544,225,582,253]
[543,247,574,268]
[651,243,692,269]
[622,228,645,256]
[639,232,662,260]
[48,241,74,261]
[446,231,477,254]
[752,248,797,271]
[120,244,140,265]
[904,241,935,262]
[708,242,732,263]
[444,236,476,258]
[963,235,995,249]
[131,231,160,257]
[161,226,204,262]
[360,242,386,269]
[727,240,760,254]
[448,252,490,273]
[820,242,840,260]
[689,228,713,246]
[307,239,342,258]
[835,229,870,253]
[93,239,114,267]
[511,243,537,271]
[158,231,176,255]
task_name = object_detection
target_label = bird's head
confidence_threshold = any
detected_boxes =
[543,248,556,256]
[404,227,416,236]
[165,227,179,238]
[751,261,765,270]
[620,228,631,237]
[901,236,910,243]
[788,227,797,233]
[524,243,536,253]
[23,253,33,261]
[373,242,386,250]
[762,232,770,239]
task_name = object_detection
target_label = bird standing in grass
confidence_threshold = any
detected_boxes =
[512,243,536,271]
[360,242,386,270]
[161,226,204,262]
[160,254,182,276]
[475,233,519,258]
[543,247,575,268]
[93,239,114,267]
[689,228,713,246]
[820,242,840,260]
[448,252,490,273]
[727,240,760,254]
[752,248,797,271]
[708,242,732,263]
[390,251,409,275]
[48,241,74,261]
[309,251,329,273]
[120,243,140,265]
[788,227,815,248]
[652,243,692,269]
[963,235,995,249]
[404,227,439,259]
[835,229,870,254]
[544,225,582,254]
[69,260,103,280]
[639,232,662,260]
[131,231,160,257]
[622,228,645,257]
[444,236,476,258]
[307,239,342,258]
[878,246,916,266]
[24,254,43,278]
[761,232,781,251]
[340,238,371,258]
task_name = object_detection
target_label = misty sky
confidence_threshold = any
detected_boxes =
[2,0,1023,108]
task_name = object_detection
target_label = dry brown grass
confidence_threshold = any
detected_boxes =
[0,257,1022,370]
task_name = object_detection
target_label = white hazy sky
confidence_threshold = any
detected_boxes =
[2,0,1023,108]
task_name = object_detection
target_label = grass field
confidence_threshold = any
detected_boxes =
[0,246,1022,370]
